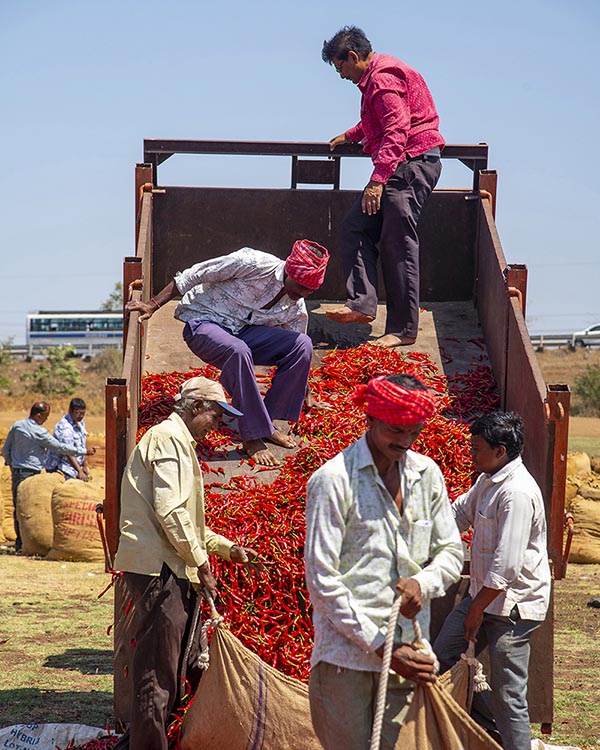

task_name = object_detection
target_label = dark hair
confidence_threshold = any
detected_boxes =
[30,401,49,418]
[383,373,428,391]
[69,397,86,411]
[322,26,372,64]
[470,411,524,460]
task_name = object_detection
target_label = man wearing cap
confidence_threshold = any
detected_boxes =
[114,376,257,750]
[128,241,330,467]
[304,373,463,750]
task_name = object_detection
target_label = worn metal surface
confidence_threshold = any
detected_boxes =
[151,187,477,303]
[107,141,567,728]
[475,199,509,406]
[142,139,488,192]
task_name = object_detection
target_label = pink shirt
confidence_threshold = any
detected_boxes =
[345,53,445,184]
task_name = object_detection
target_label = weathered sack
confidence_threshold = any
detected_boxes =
[45,479,104,562]
[180,625,322,750]
[0,465,16,542]
[567,495,600,564]
[17,472,65,555]
[393,681,501,750]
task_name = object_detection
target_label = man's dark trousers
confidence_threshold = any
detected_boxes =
[341,154,441,339]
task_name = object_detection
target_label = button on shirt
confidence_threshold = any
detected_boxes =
[173,247,308,335]
[45,414,87,478]
[305,435,463,672]
[452,456,551,621]
[345,52,445,185]
[2,417,82,471]
[114,412,234,583]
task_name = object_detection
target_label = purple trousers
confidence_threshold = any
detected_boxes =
[183,320,312,441]
[342,154,441,338]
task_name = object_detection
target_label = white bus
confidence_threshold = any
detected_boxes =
[26,311,123,356]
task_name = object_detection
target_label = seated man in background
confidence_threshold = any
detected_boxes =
[45,397,91,481]
[433,411,551,750]
[127,239,329,467]
[2,401,95,551]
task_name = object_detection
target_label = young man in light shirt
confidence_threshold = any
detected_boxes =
[434,411,551,750]
[305,373,463,750]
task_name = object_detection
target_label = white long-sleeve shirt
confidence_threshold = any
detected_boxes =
[452,456,551,620]
[305,435,463,671]
[173,247,308,335]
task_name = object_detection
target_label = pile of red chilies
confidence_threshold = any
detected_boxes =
[137,343,499,688]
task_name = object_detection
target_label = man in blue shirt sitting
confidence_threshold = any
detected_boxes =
[2,401,95,551]
[45,397,91,481]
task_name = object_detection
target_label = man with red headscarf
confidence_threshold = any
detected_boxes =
[305,373,463,750]
[128,241,329,466]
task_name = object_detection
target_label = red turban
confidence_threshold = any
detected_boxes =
[284,239,330,290]
[351,376,436,425]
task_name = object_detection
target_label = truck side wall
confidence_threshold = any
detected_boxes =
[150,187,477,303]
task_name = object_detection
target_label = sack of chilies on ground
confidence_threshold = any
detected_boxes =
[45,479,104,562]
[16,471,65,555]
[180,624,322,750]
[0,723,117,749]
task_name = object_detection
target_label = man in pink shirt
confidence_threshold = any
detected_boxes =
[322,26,444,347]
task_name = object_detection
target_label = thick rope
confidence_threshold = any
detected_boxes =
[369,599,439,750]
[179,589,223,695]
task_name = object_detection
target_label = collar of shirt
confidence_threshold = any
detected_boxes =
[485,455,523,484]
[355,433,431,485]
[65,413,85,432]
[166,411,196,447]
[357,51,380,93]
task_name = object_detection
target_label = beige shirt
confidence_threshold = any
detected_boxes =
[114,412,234,582]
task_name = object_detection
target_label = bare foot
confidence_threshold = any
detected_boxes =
[325,306,374,324]
[242,439,280,467]
[265,429,296,449]
[372,334,417,348]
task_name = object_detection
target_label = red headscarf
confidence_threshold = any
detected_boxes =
[352,376,436,425]
[284,239,330,290]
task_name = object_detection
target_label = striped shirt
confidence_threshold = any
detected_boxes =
[452,456,551,620]
[305,435,463,672]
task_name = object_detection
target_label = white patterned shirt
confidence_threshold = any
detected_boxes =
[173,247,308,335]
[305,435,463,672]
[452,456,551,620]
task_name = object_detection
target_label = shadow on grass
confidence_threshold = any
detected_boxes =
[44,648,113,674]
[0,688,113,727]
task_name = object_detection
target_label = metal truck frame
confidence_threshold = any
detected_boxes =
[104,140,570,731]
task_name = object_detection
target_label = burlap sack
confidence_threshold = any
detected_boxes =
[45,480,104,562]
[393,681,501,750]
[567,452,591,477]
[578,478,600,501]
[590,456,600,474]
[567,495,600,564]
[0,482,6,544]
[180,625,322,750]
[16,472,65,556]
[0,465,16,541]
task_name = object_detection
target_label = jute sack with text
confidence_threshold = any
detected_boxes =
[180,625,322,750]
[17,472,65,555]
[45,479,104,562]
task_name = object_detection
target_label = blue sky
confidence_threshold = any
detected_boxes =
[1,0,599,342]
